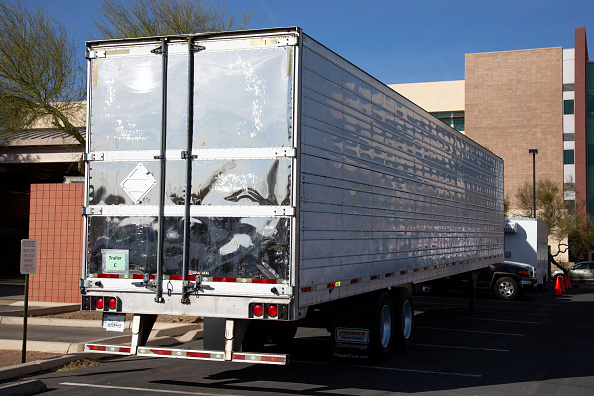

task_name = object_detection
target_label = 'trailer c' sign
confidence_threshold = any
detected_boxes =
[20,239,37,275]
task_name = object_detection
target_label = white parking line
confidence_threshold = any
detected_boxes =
[60,382,224,395]
[291,360,482,377]
[413,343,509,352]
[416,326,525,337]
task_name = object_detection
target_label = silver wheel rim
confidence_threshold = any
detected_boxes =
[402,299,413,339]
[498,281,514,297]
[379,304,392,348]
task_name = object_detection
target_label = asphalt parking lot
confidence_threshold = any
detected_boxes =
[15,282,594,395]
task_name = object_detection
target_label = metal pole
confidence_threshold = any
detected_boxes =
[155,38,168,303]
[22,273,29,363]
[529,149,538,218]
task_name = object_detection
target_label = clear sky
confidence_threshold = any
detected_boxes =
[23,0,594,84]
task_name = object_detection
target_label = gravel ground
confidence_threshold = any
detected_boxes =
[0,350,62,369]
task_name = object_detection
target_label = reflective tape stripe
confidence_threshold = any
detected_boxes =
[298,256,505,294]
[85,344,131,355]
[90,273,287,284]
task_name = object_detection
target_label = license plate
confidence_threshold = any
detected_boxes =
[102,312,126,332]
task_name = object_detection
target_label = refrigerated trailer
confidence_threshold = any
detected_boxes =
[81,27,504,364]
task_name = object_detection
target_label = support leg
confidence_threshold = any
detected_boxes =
[131,314,157,353]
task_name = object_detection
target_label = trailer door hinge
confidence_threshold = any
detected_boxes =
[181,151,197,160]
[189,44,206,52]
[83,152,104,162]
[86,49,106,59]
[81,206,102,216]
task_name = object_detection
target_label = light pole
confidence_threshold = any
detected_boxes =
[529,149,538,218]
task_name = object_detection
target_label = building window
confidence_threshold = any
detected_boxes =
[564,150,575,164]
[564,100,575,115]
[430,112,464,132]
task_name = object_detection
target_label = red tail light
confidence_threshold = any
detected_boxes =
[252,304,264,316]
[95,298,104,309]
[108,298,118,310]
[267,304,278,317]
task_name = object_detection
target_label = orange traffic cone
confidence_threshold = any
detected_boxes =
[560,276,566,293]
[565,274,571,289]
[554,276,563,296]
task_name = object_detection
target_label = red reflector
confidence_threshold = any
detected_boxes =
[253,304,263,316]
[119,347,131,353]
[108,298,117,310]
[169,276,183,280]
[187,351,209,358]
[519,271,529,275]
[98,274,120,278]
[89,345,106,351]
[212,277,237,282]
[95,298,104,309]
[267,305,278,317]
[252,279,277,284]
[262,355,285,363]
[151,349,172,355]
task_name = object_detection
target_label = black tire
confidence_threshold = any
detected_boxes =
[493,277,520,301]
[370,291,395,361]
[392,288,414,351]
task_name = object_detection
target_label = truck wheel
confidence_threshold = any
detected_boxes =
[494,277,520,301]
[371,291,395,361]
[392,288,414,351]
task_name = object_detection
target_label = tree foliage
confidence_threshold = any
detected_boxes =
[92,0,255,39]
[515,178,594,268]
[0,0,85,146]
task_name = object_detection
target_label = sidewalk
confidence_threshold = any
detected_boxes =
[0,299,203,393]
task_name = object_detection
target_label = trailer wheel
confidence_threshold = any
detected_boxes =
[392,288,414,351]
[494,277,520,301]
[370,291,395,360]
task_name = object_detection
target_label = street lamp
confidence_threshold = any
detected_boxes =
[529,149,538,218]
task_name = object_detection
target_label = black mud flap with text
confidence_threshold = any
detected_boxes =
[331,305,373,363]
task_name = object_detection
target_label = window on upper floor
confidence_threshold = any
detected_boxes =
[564,100,575,115]
[564,149,575,165]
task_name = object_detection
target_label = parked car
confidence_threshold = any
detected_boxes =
[417,261,538,301]
[552,261,594,282]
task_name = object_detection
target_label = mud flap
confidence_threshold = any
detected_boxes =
[331,305,373,363]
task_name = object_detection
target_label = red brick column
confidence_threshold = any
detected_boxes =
[28,183,84,303]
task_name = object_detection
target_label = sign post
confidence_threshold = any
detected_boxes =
[20,239,37,364]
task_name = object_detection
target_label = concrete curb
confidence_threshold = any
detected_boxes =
[0,379,47,396]
[0,303,79,317]
[0,315,201,330]
[0,352,100,382]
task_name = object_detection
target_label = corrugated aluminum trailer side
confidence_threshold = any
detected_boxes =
[295,34,504,313]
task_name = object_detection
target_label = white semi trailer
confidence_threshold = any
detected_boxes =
[504,218,549,287]
[80,27,504,364]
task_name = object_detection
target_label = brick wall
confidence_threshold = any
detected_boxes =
[28,183,84,303]
[465,47,564,205]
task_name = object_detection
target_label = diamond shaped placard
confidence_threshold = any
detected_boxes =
[120,163,157,204]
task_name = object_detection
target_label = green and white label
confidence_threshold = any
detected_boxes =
[101,249,129,274]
